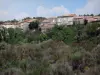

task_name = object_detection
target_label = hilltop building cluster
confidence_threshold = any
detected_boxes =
[0,14,100,32]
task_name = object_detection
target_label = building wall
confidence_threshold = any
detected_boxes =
[19,22,30,32]
[57,17,74,25]
[0,25,17,29]
[73,18,84,25]
[39,18,57,32]
[0,22,30,32]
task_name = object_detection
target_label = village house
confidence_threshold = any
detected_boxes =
[73,16,84,25]
[1,14,100,33]
[83,16,96,23]
[80,16,99,23]
[39,17,57,32]
[0,25,17,29]
[0,19,20,29]
[73,16,100,25]
[0,21,19,29]
[57,14,77,26]
[23,18,37,23]
[18,18,37,32]
[0,18,38,32]
[93,16,100,21]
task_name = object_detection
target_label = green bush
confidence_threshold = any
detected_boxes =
[71,51,82,61]
[92,44,100,65]
[47,25,76,44]
[2,68,24,75]
[0,28,27,44]
[50,62,73,75]
[37,33,49,42]
[86,23,100,37]
[83,65,100,75]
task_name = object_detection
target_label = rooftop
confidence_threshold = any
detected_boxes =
[58,14,77,18]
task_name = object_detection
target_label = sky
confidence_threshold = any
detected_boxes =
[0,0,100,21]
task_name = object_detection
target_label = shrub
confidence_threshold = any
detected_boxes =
[83,66,100,75]
[0,28,26,44]
[50,62,73,75]
[1,68,24,75]
[91,44,100,65]
[86,23,100,37]
[71,51,82,61]
[37,33,49,42]
[47,25,75,44]
[0,27,8,42]
[0,42,8,50]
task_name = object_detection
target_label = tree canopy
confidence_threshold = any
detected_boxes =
[29,21,39,30]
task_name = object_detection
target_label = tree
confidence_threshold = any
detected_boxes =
[75,25,83,43]
[87,14,90,16]
[23,17,31,20]
[0,28,26,44]
[84,19,88,25]
[29,21,39,30]
[86,23,100,37]
[37,33,49,42]
[90,14,94,16]
[97,14,100,16]
[0,27,8,42]
[0,21,4,25]
[7,28,25,44]
[46,25,75,44]
[38,28,41,31]
[84,14,86,16]
[11,19,18,23]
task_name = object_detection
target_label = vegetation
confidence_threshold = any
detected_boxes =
[0,28,27,44]
[46,25,76,44]
[29,21,39,30]
[0,22,100,75]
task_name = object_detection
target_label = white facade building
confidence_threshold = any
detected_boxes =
[18,22,30,32]
[0,25,17,29]
[73,16,84,25]
[0,22,30,32]
[39,17,57,32]
[57,14,76,26]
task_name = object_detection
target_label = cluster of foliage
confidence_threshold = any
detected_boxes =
[46,25,76,44]
[0,40,73,75]
[0,39,100,75]
[0,22,100,45]
[86,23,100,37]
[0,22,100,75]
[28,21,39,30]
[0,28,27,44]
